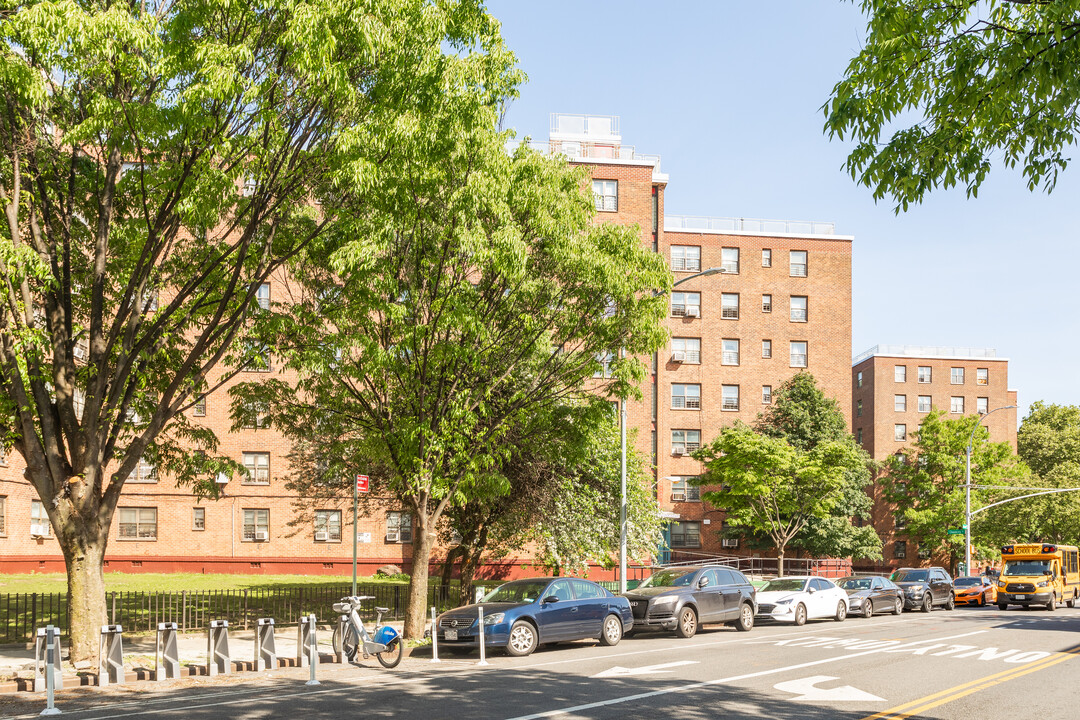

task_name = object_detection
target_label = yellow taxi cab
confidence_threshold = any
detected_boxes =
[952,576,997,606]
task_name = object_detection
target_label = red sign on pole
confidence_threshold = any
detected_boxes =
[356,475,369,493]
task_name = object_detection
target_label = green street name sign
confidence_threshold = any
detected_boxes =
[947,528,966,535]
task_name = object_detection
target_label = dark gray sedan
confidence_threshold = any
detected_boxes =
[836,575,904,617]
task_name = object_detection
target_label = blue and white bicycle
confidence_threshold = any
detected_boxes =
[331,595,404,668]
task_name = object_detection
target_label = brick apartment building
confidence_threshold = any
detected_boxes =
[851,345,1017,568]
[0,113,854,578]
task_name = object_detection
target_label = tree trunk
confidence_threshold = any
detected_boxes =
[403,517,435,639]
[776,546,786,578]
[440,544,464,587]
[459,547,483,606]
[61,531,108,666]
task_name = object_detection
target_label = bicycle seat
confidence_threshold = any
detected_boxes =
[374,606,389,614]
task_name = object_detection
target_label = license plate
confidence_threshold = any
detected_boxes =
[1015,595,1026,600]
[444,629,458,640]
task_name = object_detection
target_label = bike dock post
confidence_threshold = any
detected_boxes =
[97,624,126,687]
[477,606,489,666]
[430,606,440,663]
[304,615,320,686]
[34,626,64,693]
[207,620,231,676]
[155,623,180,681]
[255,618,276,671]
[297,615,316,668]
[335,615,349,664]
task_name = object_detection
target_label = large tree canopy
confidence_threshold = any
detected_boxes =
[825,1,1080,210]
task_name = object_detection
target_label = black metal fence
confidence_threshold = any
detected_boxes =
[0,583,466,644]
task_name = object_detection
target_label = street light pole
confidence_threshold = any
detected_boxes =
[619,266,724,594]
[964,404,1016,576]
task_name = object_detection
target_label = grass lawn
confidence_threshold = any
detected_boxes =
[0,572,418,595]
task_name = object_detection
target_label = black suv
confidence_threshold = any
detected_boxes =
[892,567,955,612]
[621,565,757,638]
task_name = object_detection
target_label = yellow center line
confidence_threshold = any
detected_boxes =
[861,645,1080,720]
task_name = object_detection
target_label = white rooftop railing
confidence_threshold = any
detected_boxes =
[665,215,836,236]
[549,113,621,140]
[853,345,999,365]
[518,140,662,174]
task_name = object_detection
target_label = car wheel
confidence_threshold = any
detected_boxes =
[599,614,623,646]
[893,597,903,615]
[921,594,933,613]
[978,592,985,607]
[945,594,955,611]
[505,620,538,657]
[734,603,754,632]
[863,599,873,619]
[675,606,698,638]
[1067,595,1076,609]
[997,603,1009,611]
[1047,595,1057,612]
[835,601,847,622]
[793,603,807,626]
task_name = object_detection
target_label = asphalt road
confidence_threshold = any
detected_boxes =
[5,605,1079,719]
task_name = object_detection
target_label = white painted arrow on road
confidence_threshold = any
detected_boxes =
[773,675,884,702]
[592,661,698,678]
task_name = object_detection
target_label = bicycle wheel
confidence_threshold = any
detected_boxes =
[341,625,360,662]
[377,637,403,668]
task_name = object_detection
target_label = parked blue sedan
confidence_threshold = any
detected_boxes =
[434,577,634,656]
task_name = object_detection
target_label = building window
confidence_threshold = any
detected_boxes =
[671,384,701,410]
[950,396,965,414]
[721,247,739,274]
[193,395,207,417]
[671,337,701,364]
[592,179,617,212]
[894,540,907,559]
[761,294,772,313]
[242,452,270,485]
[789,295,808,322]
[894,424,907,442]
[789,341,807,368]
[672,429,701,455]
[386,512,413,543]
[951,367,965,385]
[126,457,158,484]
[894,394,906,412]
[895,365,907,383]
[671,292,700,318]
[894,513,908,530]
[762,339,772,359]
[117,507,157,540]
[977,368,989,386]
[593,351,615,378]
[241,401,270,429]
[762,248,772,267]
[315,510,342,542]
[762,385,772,405]
[721,293,739,319]
[722,385,740,411]
[918,395,932,413]
[856,371,863,388]
[669,477,701,502]
[722,339,740,366]
[918,366,932,383]
[856,400,862,417]
[30,500,51,537]
[670,520,701,548]
[245,343,273,372]
[671,246,701,272]
[789,250,808,277]
[193,507,205,531]
[977,397,989,414]
[256,282,270,310]
[857,428,863,444]
[0,496,5,536]
[243,509,269,541]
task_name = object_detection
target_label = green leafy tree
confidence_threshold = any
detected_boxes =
[694,423,863,576]
[235,134,671,637]
[825,1,1080,211]
[0,0,523,663]
[884,410,1026,570]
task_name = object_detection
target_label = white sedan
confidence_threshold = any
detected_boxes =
[755,575,849,625]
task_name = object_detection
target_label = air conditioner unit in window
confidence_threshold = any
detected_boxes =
[30,524,48,538]
[254,530,269,541]
[671,351,686,363]
[672,446,685,456]
[314,531,329,542]
[386,531,400,542]
[686,307,700,317]
[722,538,739,548]
[671,492,686,502]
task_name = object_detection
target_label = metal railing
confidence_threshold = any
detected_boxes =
[722,352,740,365]
[790,309,808,322]
[671,396,701,410]
[550,113,620,139]
[852,344,999,365]
[519,140,662,173]
[671,257,701,272]
[721,307,739,319]
[790,264,808,277]
[790,354,808,368]
[666,215,836,236]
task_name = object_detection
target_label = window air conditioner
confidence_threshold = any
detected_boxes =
[254,530,269,541]
[722,538,739,548]
[686,307,700,317]
[314,531,329,541]
[671,351,686,362]
[386,531,400,542]
[30,524,48,537]
[672,446,685,456]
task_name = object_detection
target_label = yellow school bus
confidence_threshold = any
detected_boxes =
[997,543,1080,610]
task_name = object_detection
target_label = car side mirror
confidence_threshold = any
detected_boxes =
[698,577,709,588]
[542,595,559,604]
[807,587,817,594]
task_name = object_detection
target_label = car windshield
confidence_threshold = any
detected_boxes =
[639,570,696,588]
[481,581,551,604]
[1003,559,1052,576]
[954,577,982,587]
[837,577,872,590]
[892,570,928,582]
[760,578,807,593]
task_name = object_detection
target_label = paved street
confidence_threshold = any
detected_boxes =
[4,606,1079,719]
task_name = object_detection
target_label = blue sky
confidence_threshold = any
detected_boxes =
[487,0,1080,423]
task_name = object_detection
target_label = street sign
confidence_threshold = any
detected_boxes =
[947,528,966,535]
[356,474,369,493]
